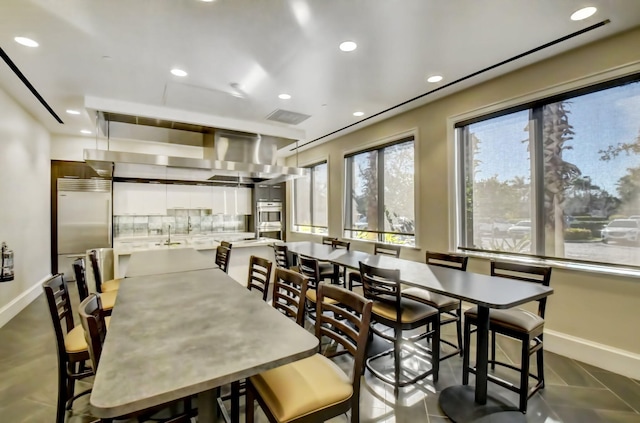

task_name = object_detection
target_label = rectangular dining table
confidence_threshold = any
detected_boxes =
[90,267,319,422]
[125,247,218,277]
[284,242,553,423]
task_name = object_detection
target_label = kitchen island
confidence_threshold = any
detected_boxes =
[113,233,279,281]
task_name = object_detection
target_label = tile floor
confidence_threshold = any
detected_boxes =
[1,281,639,423]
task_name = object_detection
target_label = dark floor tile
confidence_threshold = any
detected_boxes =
[596,409,640,423]
[552,405,608,423]
[590,370,640,413]
[544,352,605,388]
[541,384,634,412]
[427,416,452,422]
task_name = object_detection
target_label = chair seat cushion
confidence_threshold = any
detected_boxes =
[100,290,118,311]
[318,262,334,278]
[250,354,352,422]
[101,278,123,292]
[64,325,88,353]
[305,289,338,305]
[402,287,457,308]
[465,306,544,333]
[372,298,437,324]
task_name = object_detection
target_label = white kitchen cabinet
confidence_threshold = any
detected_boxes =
[166,184,191,209]
[236,187,252,215]
[211,186,227,214]
[113,182,166,215]
[189,185,213,209]
[223,187,238,215]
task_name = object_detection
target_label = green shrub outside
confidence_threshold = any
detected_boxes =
[569,221,606,237]
[564,228,592,241]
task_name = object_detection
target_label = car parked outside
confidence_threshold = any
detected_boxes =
[476,218,512,236]
[507,220,531,239]
[601,219,640,244]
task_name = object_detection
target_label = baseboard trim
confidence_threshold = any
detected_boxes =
[545,329,640,379]
[0,275,49,329]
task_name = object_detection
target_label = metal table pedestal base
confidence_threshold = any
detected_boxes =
[439,385,525,423]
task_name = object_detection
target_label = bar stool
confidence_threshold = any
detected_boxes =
[402,251,468,360]
[272,244,291,269]
[42,274,93,423]
[73,258,117,315]
[360,262,441,397]
[246,284,373,423]
[215,245,232,273]
[319,239,350,285]
[271,268,309,326]
[348,242,401,294]
[463,260,552,413]
[88,249,122,293]
[246,256,273,301]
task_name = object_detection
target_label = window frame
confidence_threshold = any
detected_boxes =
[292,160,328,234]
[450,65,640,274]
[343,133,417,246]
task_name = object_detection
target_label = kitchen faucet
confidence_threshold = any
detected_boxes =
[165,224,172,245]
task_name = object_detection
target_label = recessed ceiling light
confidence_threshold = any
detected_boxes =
[170,68,188,77]
[571,6,597,21]
[66,109,81,115]
[427,75,443,83]
[353,111,364,117]
[80,130,92,135]
[278,93,291,100]
[339,41,357,52]
[14,37,39,47]
[200,0,215,2]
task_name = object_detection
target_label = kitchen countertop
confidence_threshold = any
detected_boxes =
[114,233,280,254]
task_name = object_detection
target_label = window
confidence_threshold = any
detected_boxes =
[344,137,415,246]
[293,162,328,234]
[458,74,640,268]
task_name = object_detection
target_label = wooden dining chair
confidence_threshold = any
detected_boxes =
[348,242,401,293]
[272,244,290,269]
[271,268,309,326]
[321,236,337,245]
[220,240,233,249]
[73,258,117,315]
[246,284,373,423]
[215,245,232,273]
[42,274,94,423]
[402,251,468,360]
[360,262,441,397]
[246,256,273,301]
[297,255,338,320]
[88,249,122,293]
[463,260,552,413]
[319,239,350,285]
[78,294,192,423]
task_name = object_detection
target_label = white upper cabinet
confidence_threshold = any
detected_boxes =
[211,186,227,214]
[113,182,167,215]
[189,185,213,209]
[236,187,252,215]
[166,184,191,209]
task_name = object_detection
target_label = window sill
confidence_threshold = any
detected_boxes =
[343,236,421,251]
[459,249,640,279]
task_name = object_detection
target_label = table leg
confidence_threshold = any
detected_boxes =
[198,389,216,423]
[438,305,524,422]
[231,381,240,423]
[475,305,490,404]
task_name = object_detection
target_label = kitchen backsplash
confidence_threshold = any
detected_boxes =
[114,209,248,238]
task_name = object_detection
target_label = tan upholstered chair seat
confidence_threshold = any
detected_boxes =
[402,287,457,308]
[351,285,364,297]
[100,290,118,311]
[372,299,437,324]
[465,306,544,333]
[64,325,89,353]
[250,354,352,422]
[305,289,338,305]
[101,278,123,292]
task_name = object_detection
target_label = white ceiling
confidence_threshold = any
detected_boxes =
[1,0,640,155]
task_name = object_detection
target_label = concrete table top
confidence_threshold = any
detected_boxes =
[281,241,350,262]
[125,248,218,277]
[90,268,319,421]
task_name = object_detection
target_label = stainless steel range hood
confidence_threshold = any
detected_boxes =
[84,116,308,184]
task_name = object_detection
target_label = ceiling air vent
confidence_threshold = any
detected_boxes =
[266,109,311,125]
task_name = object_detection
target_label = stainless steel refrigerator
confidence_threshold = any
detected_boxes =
[57,178,112,281]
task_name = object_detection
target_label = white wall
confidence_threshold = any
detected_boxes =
[0,88,52,327]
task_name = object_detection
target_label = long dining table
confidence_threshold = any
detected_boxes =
[89,266,319,423]
[282,241,553,423]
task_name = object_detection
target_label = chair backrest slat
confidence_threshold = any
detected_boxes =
[272,244,290,268]
[215,245,232,273]
[316,284,372,398]
[297,255,320,289]
[321,236,337,245]
[246,256,273,301]
[78,294,107,371]
[272,268,308,326]
[426,251,468,271]
[42,274,75,359]
[88,249,103,292]
[374,243,401,258]
[72,258,90,301]
[490,260,552,317]
[359,262,401,318]
[331,239,350,250]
